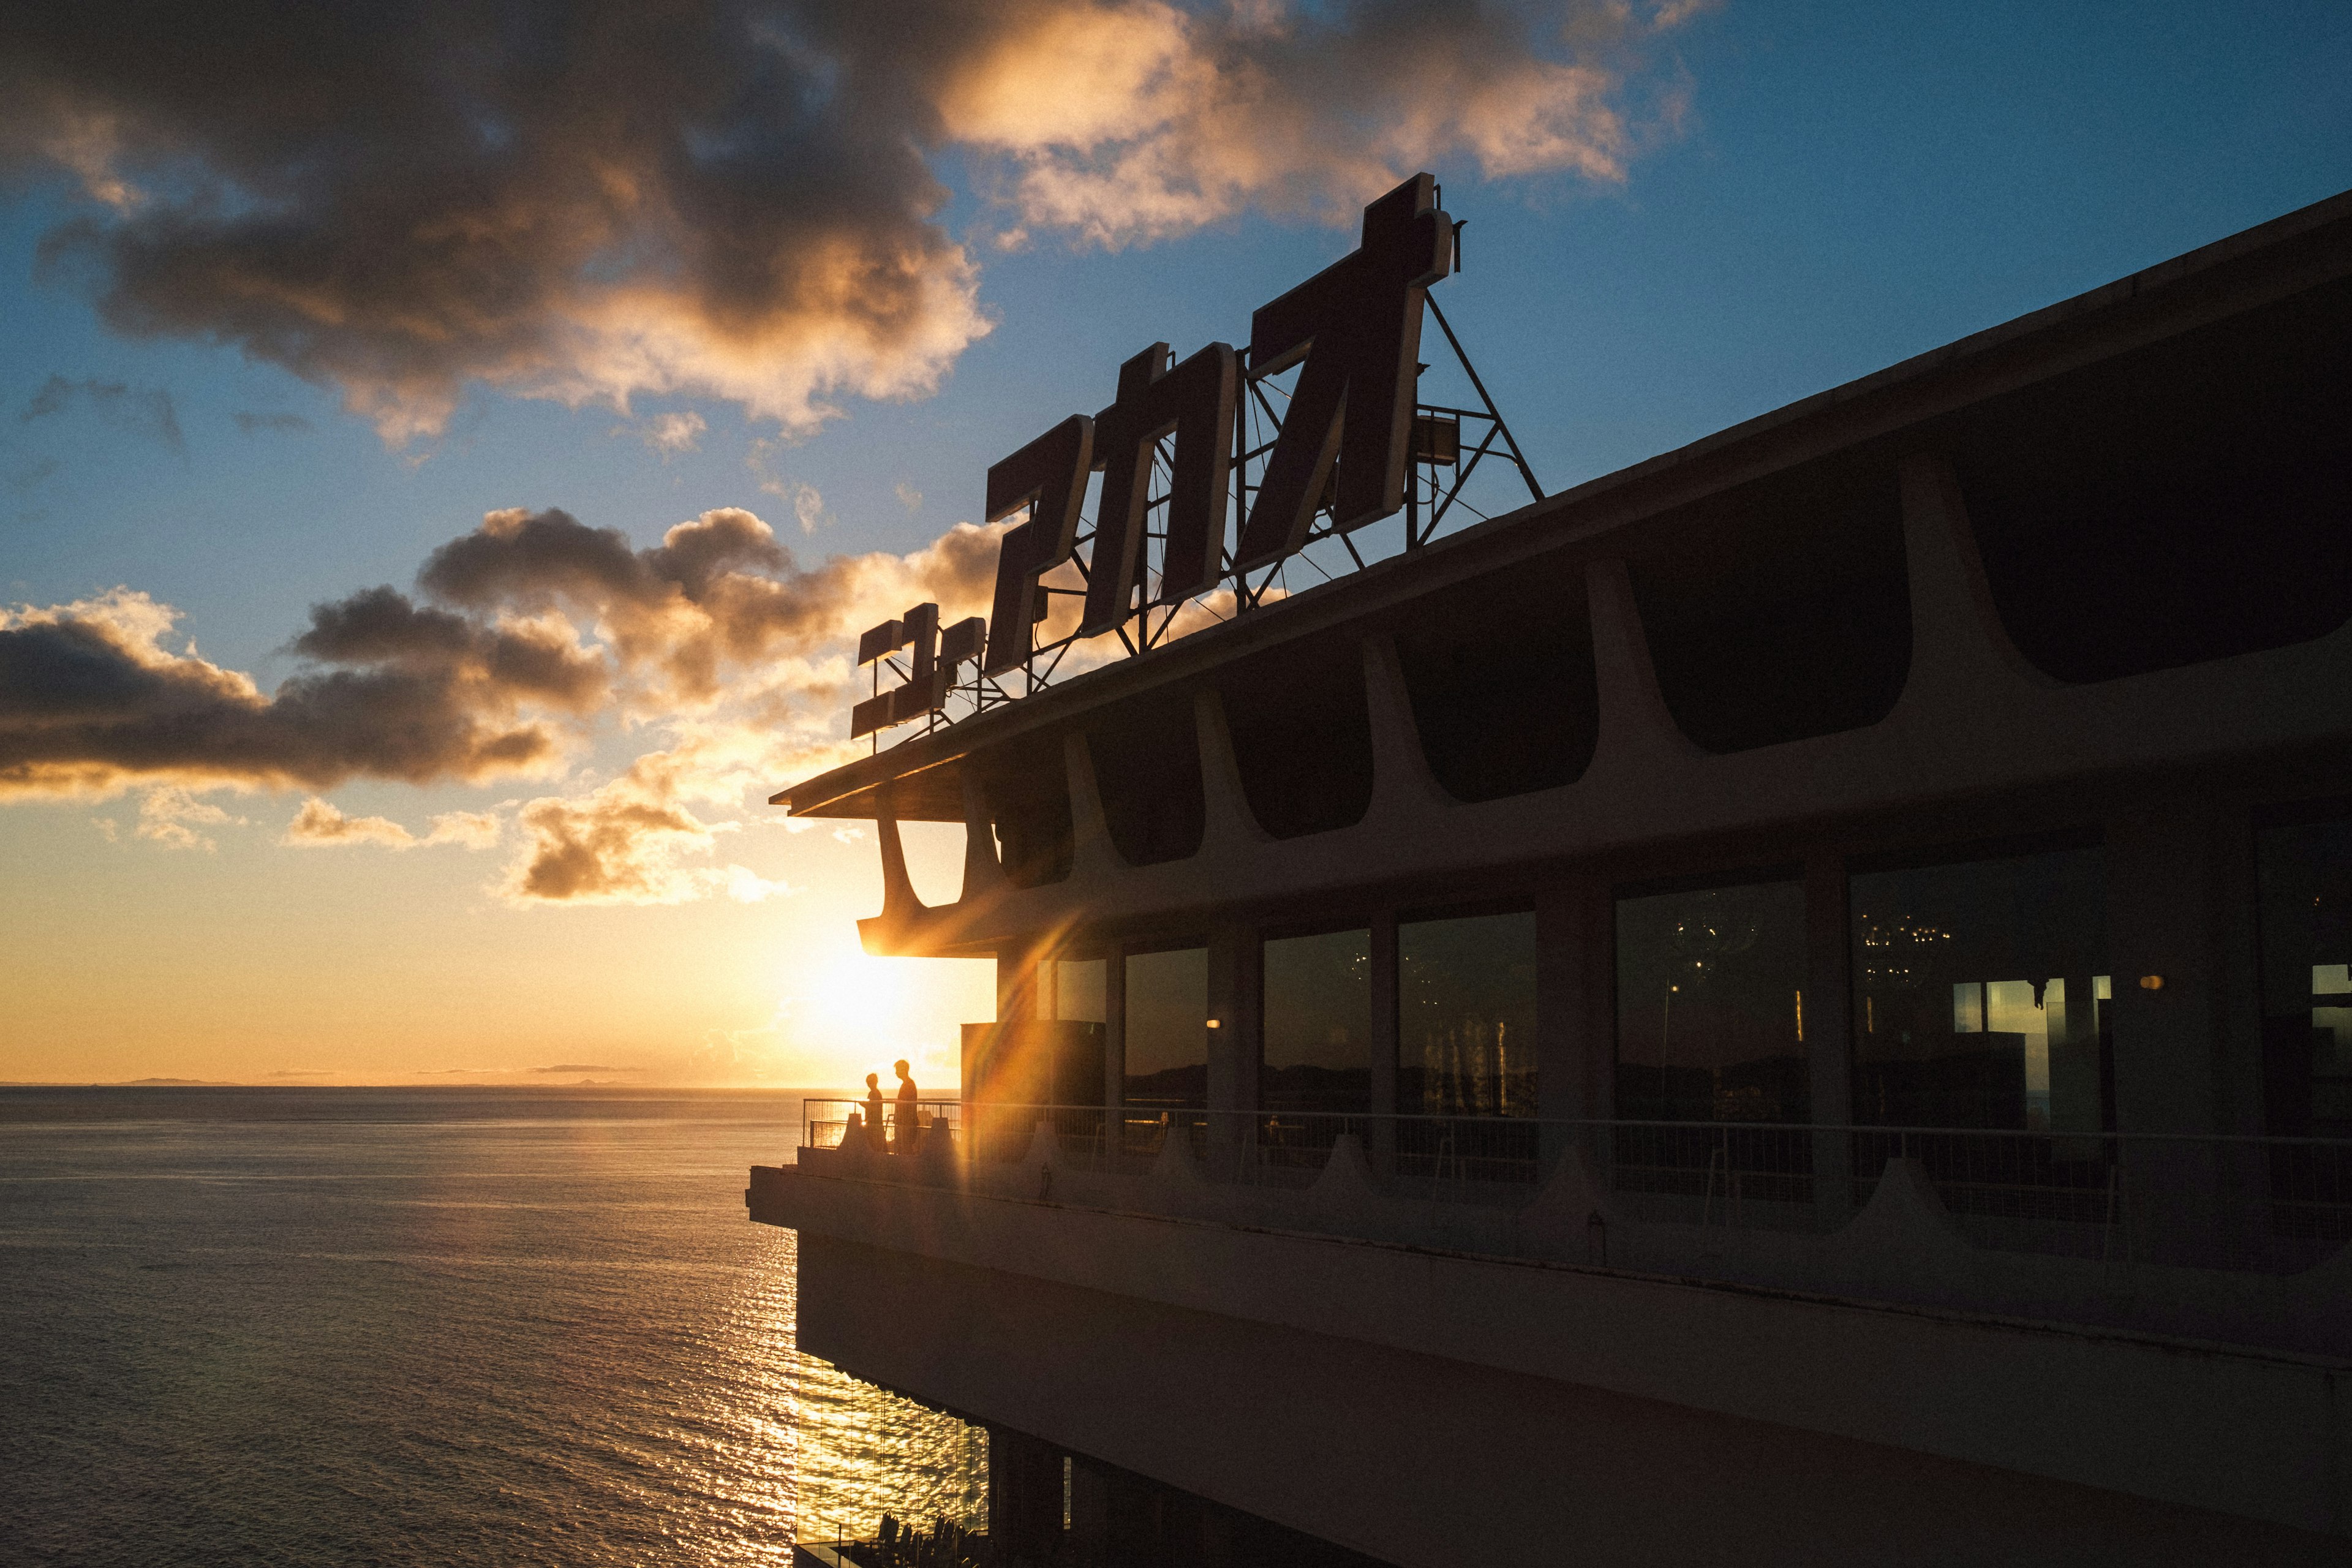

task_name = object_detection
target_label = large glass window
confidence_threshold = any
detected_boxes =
[1850,845,2108,1131]
[1123,947,1208,1108]
[2257,815,2352,1139]
[1616,881,1808,1125]
[1400,913,1537,1117]
[1261,930,1370,1113]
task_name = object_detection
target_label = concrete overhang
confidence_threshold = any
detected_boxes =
[775,185,2352,823]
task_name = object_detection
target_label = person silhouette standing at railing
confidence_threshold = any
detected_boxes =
[893,1059,918,1155]
[863,1072,887,1152]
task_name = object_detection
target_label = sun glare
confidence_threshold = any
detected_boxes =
[777,938,993,1091]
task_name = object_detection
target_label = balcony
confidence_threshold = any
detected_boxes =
[781,1102,2348,1358]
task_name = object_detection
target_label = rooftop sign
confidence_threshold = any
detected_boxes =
[851,173,1540,743]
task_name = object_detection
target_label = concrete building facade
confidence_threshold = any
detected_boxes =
[755,186,2352,1566]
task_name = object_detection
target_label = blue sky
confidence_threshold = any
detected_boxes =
[12,2,2349,662]
[3,0,2348,1084]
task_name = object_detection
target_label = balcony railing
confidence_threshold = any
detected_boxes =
[805,1098,963,1154]
[795,1101,2352,1278]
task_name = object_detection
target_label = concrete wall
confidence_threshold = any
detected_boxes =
[793,1227,2350,1567]
[756,1159,2350,1550]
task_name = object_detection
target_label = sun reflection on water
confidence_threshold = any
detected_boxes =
[724,1227,989,1555]
[0,1092,990,1567]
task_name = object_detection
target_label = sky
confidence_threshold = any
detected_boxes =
[2,0,2348,1090]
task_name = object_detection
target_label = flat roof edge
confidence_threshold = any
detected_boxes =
[777,185,2352,818]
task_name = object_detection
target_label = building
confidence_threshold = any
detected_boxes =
[752,179,2352,1566]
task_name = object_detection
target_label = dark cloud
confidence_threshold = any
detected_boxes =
[419,504,1001,701]
[0,1,1695,441]
[1,0,986,441]
[0,589,563,796]
[18,374,182,451]
[290,584,608,709]
[0,501,1003,802]
[233,411,311,435]
[531,1064,629,1074]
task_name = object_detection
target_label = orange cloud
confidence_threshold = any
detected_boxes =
[2,497,1009,902]
[940,0,1686,247]
[283,797,502,850]
[1,1,1705,435]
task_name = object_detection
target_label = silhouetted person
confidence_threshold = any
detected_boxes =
[863,1072,886,1152]
[893,1059,918,1155]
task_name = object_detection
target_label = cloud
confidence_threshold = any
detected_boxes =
[1,502,1005,813]
[416,503,1002,704]
[627,410,707,456]
[133,785,241,851]
[1,1,989,443]
[20,375,183,451]
[1,486,1026,897]
[282,796,502,850]
[935,0,1695,247]
[500,737,801,906]
[1,1,1697,442]
[0,586,570,798]
[894,481,922,513]
[530,1063,639,1073]
[745,441,831,533]
[233,411,311,435]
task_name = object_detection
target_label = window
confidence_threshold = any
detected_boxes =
[1850,846,2108,1131]
[1123,948,1208,1108]
[1616,881,1807,1125]
[1261,930,1371,1114]
[1400,913,1537,1117]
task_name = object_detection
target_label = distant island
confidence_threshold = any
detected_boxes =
[0,1078,235,1087]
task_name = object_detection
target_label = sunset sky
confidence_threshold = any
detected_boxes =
[4,1,2348,1089]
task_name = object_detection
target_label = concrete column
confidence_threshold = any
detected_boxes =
[1193,688,1272,854]
[1369,914,1398,1167]
[1537,871,1614,1172]
[986,1427,1063,1562]
[2108,801,2242,1134]
[973,938,1052,1158]
[1104,947,1128,1145]
[1063,731,1123,882]
[958,764,1009,906]
[1205,922,1261,1165]
[1067,1456,1110,1564]
[1582,557,1707,794]
[874,787,922,924]
[997,943,1045,1025]
[1804,854,1856,1223]
[2106,800,2266,1263]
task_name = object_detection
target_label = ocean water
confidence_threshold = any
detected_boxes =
[0,1088,987,1567]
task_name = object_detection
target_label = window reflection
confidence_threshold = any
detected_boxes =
[1850,846,2108,1132]
[1261,930,1370,1113]
[1123,948,1207,1108]
[1616,881,1807,1124]
[1400,912,1536,1118]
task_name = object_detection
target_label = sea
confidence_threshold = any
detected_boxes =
[0,1087,988,1567]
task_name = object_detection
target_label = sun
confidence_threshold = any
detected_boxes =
[797,949,913,1047]
[775,937,994,1090]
